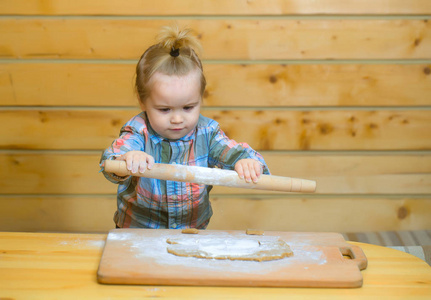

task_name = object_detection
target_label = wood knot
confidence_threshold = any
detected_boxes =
[269,75,278,84]
[111,119,121,126]
[423,67,431,75]
[397,206,409,220]
[11,158,20,165]
[368,123,378,129]
[318,123,333,135]
[274,118,283,124]
[38,111,48,123]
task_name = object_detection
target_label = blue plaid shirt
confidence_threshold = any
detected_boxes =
[101,112,270,229]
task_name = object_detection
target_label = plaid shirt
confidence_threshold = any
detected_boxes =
[100,112,270,229]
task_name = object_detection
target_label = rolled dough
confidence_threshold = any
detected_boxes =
[166,235,293,262]
[181,228,199,234]
[246,229,264,235]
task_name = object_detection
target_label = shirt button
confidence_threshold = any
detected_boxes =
[171,223,177,229]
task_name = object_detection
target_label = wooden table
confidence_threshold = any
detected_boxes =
[0,232,430,299]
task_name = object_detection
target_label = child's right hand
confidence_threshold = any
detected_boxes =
[116,151,155,174]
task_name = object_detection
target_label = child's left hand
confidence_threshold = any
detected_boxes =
[234,159,263,183]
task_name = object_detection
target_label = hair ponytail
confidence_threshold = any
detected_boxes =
[135,25,206,102]
[157,25,202,56]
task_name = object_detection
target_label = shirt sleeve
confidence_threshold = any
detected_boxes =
[208,125,270,175]
[99,121,146,183]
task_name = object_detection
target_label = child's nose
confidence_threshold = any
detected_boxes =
[171,113,183,123]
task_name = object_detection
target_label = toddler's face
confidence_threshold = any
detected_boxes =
[142,70,202,140]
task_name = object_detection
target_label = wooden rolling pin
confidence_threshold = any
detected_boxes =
[104,160,316,193]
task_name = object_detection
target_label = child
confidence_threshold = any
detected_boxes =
[100,25,270,229]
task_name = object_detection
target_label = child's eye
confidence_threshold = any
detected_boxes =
[184,106,194,111]
[159,108,170,113]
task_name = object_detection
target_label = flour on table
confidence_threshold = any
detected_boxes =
[166,235,293,262]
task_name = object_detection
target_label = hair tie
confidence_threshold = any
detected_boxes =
[170,47,180,57]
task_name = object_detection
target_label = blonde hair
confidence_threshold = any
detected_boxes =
[135,25,206,102]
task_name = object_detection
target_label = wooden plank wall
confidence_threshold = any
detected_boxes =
[0,0,430,233]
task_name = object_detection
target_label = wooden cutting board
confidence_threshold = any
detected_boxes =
[97,229,367,288]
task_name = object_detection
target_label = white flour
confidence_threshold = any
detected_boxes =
[189,166,238,187]
[173,237,261,257]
